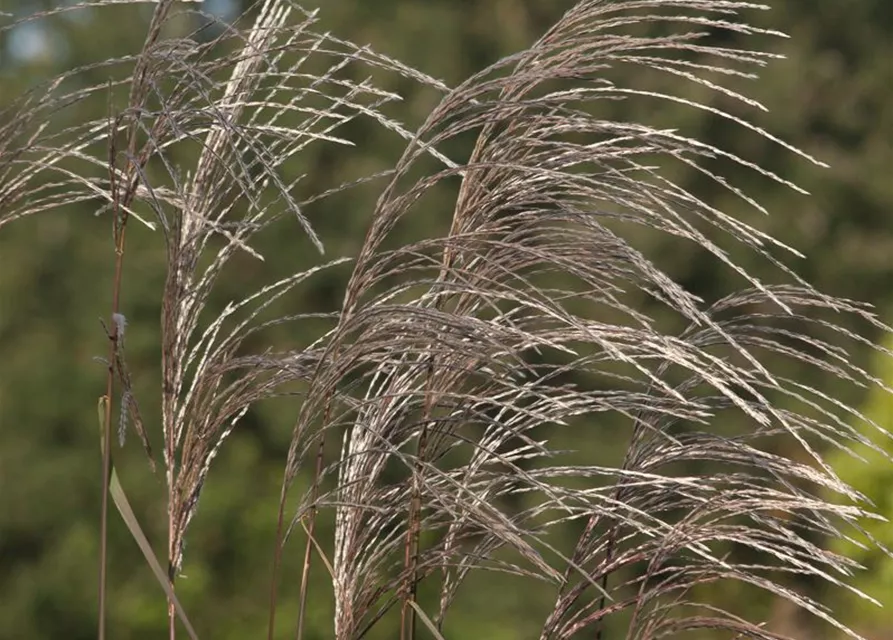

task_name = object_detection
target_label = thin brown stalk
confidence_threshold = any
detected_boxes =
[290,341,349,640]
[294,436,327,640]
[98,109,127,640]
[97,123,150,640]
[400,421,428,640]
[271,368,336,640]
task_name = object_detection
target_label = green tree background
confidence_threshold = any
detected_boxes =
[1,1,891,638]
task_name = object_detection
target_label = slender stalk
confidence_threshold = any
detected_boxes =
[401,326,449,639]
[268,394,333,640]
[98,113,128,640]
[168,551,177,640]
[97,0,172,630]
[400,423,429,640]
[167,372,177,640]
[294,436,327,640]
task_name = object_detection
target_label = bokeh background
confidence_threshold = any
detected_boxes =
[1,1,892,638]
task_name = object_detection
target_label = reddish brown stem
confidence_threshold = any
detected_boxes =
[294,436,326,640]
[267,404,331,640]
[98,123,128,640]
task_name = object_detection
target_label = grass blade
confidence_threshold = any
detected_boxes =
[98,396,200,640]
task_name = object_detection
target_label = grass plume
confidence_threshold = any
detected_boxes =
[1,1,891,638]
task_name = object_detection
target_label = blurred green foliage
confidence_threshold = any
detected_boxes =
[0,1,891,638]
[828,332,893,640]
